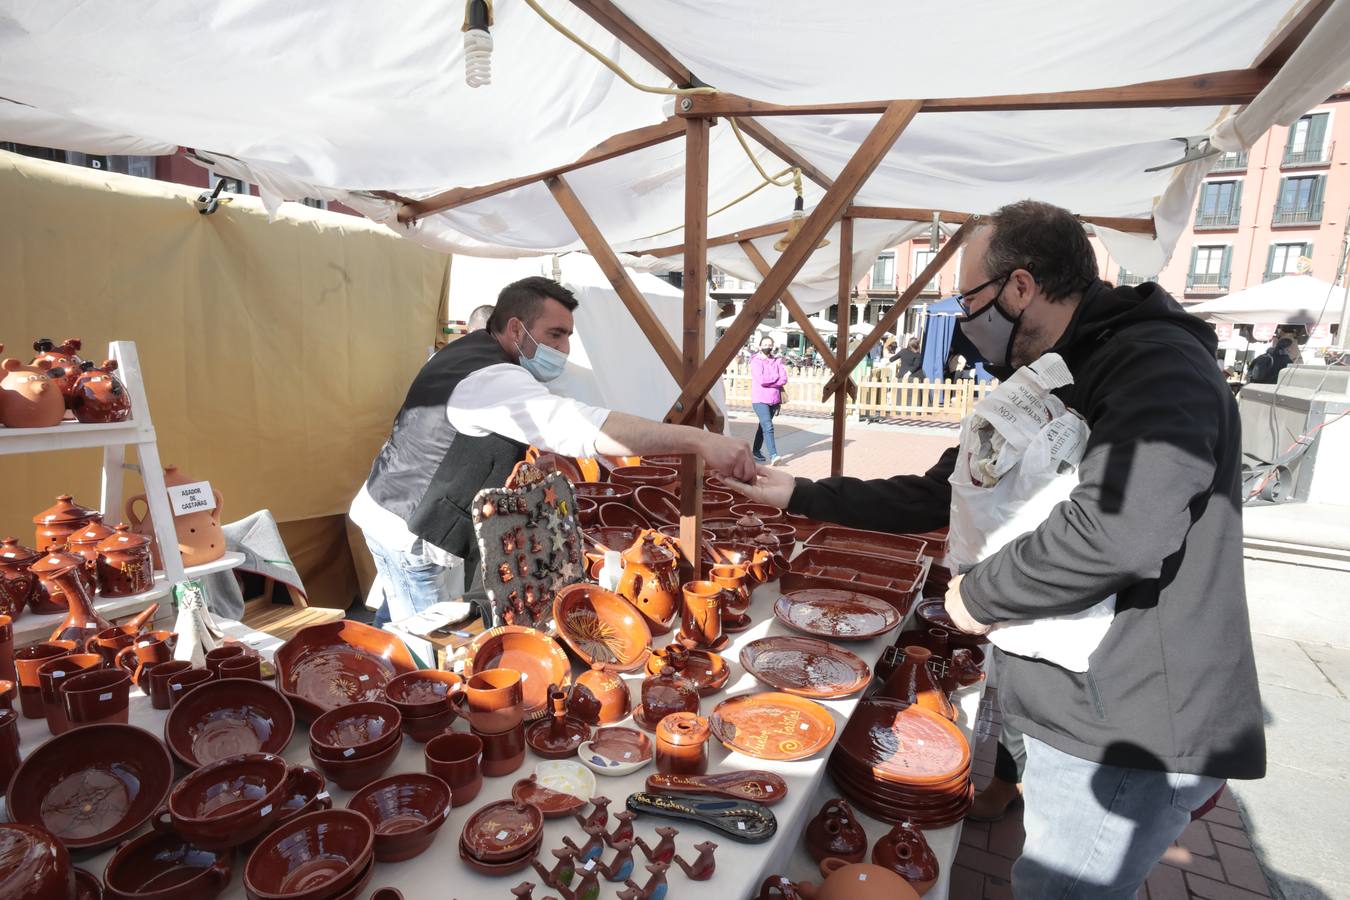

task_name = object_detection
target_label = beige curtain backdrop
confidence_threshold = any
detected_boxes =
[0,151,450,608]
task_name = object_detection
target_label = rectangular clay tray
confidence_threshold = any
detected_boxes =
[778,571,918,615]
[803,525,928,562]
[791,547,930,593]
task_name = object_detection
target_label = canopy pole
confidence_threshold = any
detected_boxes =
[832,218,854,477]
[679,116,711,577]
[663,100,922,425]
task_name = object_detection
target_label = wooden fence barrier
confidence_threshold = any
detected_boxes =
[721,363,998,421]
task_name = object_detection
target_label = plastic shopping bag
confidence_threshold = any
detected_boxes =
[947,354,1114,672]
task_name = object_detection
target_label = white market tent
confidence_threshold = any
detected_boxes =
[1185,274,1345,325]
[3,0,1350,482]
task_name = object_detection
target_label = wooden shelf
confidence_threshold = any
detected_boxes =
[0,416,153,455]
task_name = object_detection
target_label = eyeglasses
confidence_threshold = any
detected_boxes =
[953,273,1013,315]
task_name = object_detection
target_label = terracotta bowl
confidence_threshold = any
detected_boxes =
[382,669,463,719]
[610,464,678,492]
[639,454,685,470]
[730,502,784,523]
[463,625,571,721]
[398,706,457,744]
[345,773,451,862]
[581,526,640,567]
[102,827,234,900]
[763,521,798,548]
[573,482,634,505]
[656,524,714,544]
[164,677,296,769]
[633,485,681,526]
[553,583,652,673]
[702,517,742,542]
[168,752,299,850]
[0,823,75,900]
[7,723,173,851]
[73,867,102,900]
[273,620,417,721]
[701,489,735,517]
[309,731,403,791]
[596,502,650,530]
[574,496,598,528]
[243,809,374,900]
[308,701,402,760]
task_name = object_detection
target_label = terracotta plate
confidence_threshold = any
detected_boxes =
[553,584,652,672]
[464,625,571,720]
[835,698,971,784]
[510,774,586,819]
[709,692,836,761]
[773,589,901,641]
[739,636,871,699]
[460,800,544,862]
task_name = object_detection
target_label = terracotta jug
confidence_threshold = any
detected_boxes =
[95,524,155,598]
[0,358,67,428]
[877,645,956,721]
[0,537,41,617]
[29,551,112,645]
[32,494,99,553]
[872,820,939,895]
[126,464,226,567]
[678,580,726,651]
[617,532,680,635]
[654,712,710,775]
[70,359,132,424]
[708,563,752,629]
[30,337,85,407]
[804,798,867,863]
[634,664,699,732]
[567,663,632,725]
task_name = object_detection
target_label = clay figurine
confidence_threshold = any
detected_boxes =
[606,809,637,848]
[561,825,607,862]
[532,847,576,890]
[512,883,542,900]
[71,359,132,424]
[634,826,679,865]
[29,338,85,406]
[574,795,610,832]
[622,862,670,900]
[673,840,718,881]
[0,358,67,428]
[872,820,940,895]
[804,798,867,864]
[597,839,636,882]
[552,860,602,900]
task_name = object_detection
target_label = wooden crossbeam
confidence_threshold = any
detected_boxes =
[738,240,856,401]
[679,117,710,572]
[399,117,686,222]
[823,220,975,401]
[569,0,693,85]
[831,218,854,476]
[663,101,922,424]
[736,117,835,191]
[639,220,791,258]
[676,68,1274,118]
[1253,0,1334,70]
[846,205,1157,237]
[546,174,724,431]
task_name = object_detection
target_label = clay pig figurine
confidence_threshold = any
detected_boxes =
[71,360,132,424]
[0,358,67,428]
[30,338,85,407]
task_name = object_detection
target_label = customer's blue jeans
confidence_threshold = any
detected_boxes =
[366,535,463,627]
[1013,735,1223,899]
[752,402,780,461]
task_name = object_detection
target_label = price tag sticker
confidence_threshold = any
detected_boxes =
[260,805,272,818]
[98,692,113,701]
[737,822,746,830]
[765,785,775,793]
[167,480,216,517]
[496,830,510,841]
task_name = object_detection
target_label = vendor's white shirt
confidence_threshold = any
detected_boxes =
[350,362,609,565]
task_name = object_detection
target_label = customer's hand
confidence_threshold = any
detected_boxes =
[944,574,992,636]
[700,432,759,483]
[721,464,794,509]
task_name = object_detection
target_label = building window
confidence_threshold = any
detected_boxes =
[63,153,156,179]
[1195,180,1242,229]
[209,171,250,195]
[1272,175,1325,225]
[1211,150,1248,173]
[301,197,326,210]
[1186,245,1231,292]
[1116,269,1156,287]
[1264,242,1313,281]
[871,252,895,290]
[913,249,939,293]
[1283,112,1331,166]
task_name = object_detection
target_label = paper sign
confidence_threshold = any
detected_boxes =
[168,480,216,517]
[1213,323,1233,341]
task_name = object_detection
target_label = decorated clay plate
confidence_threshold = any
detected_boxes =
[464,625,571,720]
[553,584,652,672]
[510,766,592,819]
[773,588,901,641]
[739,636,871,699]
[274,620,417,720]
[709,692,836,761]
[645,645,730,696]
[835,698,971,785]
[460,800,544,862]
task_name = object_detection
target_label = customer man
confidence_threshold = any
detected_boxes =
[352,276,757,625]
[750,336,788,465]
[1245,336,1296,384]
[728,200,1265,898]
[466,304,494,333]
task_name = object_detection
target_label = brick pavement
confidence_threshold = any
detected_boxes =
[736,412,1275,900]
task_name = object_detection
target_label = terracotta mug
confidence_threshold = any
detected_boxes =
[709,563,753,621]
[204,645,244,678]
[0,613,15,683]
[147,659,194,710]
[61,666,132,727]
[478,721,526,778]
[13,642,72,718]
[0,678,15,712]
[37,652,103,735]
[451,668,524,733]
[115,630,176,686]
[679,580,725,650]
[84,625,137,667]
[217,653,262,681]
[424,732,484,807]
[166,667,213,706]
[0,709,20,798]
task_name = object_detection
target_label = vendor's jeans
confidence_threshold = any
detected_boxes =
[1013,735,1223,899]
[752,402,780,461]
[367,536,463,627]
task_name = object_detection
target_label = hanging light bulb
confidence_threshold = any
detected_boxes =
[773,173,830,253]
[463,0,494,88]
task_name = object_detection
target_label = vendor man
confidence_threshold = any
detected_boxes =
[352,276,756,625]
[728,201,1265,899]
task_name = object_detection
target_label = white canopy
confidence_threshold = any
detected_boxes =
[2,0,1349,313]
[1186,275,1345,325]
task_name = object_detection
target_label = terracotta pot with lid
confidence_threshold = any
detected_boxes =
[654,711,710,775]
[617,532,681,635]
[126,465,226,567]
[67,518,113,596]
[0,537,40,617]
[0,358,67,428]
[95,523,154,597]
[29,338,85,407]
[71,359,132,424]
[32,494,98,553]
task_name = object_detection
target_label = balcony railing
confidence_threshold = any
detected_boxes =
[1272,202,1324,226]
[1283,142,1333,167]
[1211,150,1248,172]
[1116,271,1155,287]
[1195,209,1242,229]
[1263,269,1298,282]
[1186,272,1230,292]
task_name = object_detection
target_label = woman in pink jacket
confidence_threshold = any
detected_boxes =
[750,336,788,465]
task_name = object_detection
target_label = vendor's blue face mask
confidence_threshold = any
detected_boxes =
[514,322,568,382]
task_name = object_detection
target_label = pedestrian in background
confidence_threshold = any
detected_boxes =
[751,336,788,465]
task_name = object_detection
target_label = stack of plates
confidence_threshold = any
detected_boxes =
[827,698,973,828]
[457,800,545,876]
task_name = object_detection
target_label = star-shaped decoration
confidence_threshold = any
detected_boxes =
[543,486,559,505]
[560,560,581,582]
[551,530,566,554]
